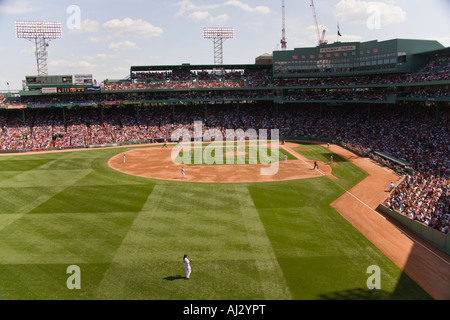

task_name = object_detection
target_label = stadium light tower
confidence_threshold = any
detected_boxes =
[280,0,287,50]
[15,21,62,76]
[203,27,234,65]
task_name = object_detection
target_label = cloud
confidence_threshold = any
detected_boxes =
[68,19,100,34]
[306,24,327,43]
[337,33,363,42]
[186,11,229,24]
[0,1,39,14]
[108,41,138,51]
[82,53,115,61]
[89,35,113,43]
[187,11,211,22]
[173,0,221,17]
[102,18,163,38]
[224,0,270,14]
[213,14,230,24]
[334,0,406,25]
[48,59,98,69]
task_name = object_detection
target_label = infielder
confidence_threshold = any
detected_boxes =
[284,154,287,164]
[181,167,186,179]
[183,254,192,279]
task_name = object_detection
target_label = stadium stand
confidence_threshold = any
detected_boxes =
[0,38,449,234]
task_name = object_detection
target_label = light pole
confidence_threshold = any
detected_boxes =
[203,27,234,66]
[15,21,62,76]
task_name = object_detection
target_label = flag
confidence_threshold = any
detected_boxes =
[337,24,342,37]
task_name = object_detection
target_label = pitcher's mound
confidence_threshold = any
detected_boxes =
[108,143,334,183]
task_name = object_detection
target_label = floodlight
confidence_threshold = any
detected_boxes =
[203,27,234,65]
[15,21,63,76]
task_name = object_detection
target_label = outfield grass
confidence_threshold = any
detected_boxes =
[0,143,432,300]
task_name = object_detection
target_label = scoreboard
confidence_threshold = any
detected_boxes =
[25,74,95,87]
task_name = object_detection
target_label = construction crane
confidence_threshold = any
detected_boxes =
[280,0,287,50]
[310,0,327,46]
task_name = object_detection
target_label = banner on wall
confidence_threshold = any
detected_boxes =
[73,74,93,86]
[319,45,356,53]
[42,87,58,94]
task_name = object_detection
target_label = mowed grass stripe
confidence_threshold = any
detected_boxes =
[95,184,167,299]
[234,185,292,300]
[29,184,153,214]
[0,169,93,188]
[95,183,289,300]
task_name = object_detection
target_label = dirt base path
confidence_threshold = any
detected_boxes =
[327,143,450,300]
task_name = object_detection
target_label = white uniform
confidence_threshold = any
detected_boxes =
[389,182,395,191]
[183,257,191,279]
[181,167,186,179]
[284,154,287,164]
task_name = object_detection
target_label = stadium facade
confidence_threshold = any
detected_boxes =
[2,38,446,109]
[273,38,445,76]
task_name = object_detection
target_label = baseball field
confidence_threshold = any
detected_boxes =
[0,141,436,300]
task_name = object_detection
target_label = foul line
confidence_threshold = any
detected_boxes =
[281,145,450,266]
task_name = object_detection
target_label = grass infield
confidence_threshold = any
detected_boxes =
[0,142,432,300]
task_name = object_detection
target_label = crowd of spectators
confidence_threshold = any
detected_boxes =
[385,174,449,234]
[284,89,387,101]
[406,56,450,82]
[101,54,450,92]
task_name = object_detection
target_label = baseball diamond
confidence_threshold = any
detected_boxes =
[0,2,449,306]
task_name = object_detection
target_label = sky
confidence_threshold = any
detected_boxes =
[0,0,449,91]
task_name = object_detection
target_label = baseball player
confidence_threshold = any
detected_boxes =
[313,161,319,170]
[284,154,287,164]
[389,182,395,192]
[181,167,186,179]
[183,254,192,279]
[122,153,126,164]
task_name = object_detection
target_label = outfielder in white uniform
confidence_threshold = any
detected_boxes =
[183,254,191,279]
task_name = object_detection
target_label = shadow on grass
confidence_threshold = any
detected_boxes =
[322,153,346,163]
[318,287,392,300]
[163,275,186,281]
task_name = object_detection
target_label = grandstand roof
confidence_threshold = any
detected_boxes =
[130,64,270,73]
[413,46,450,57]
